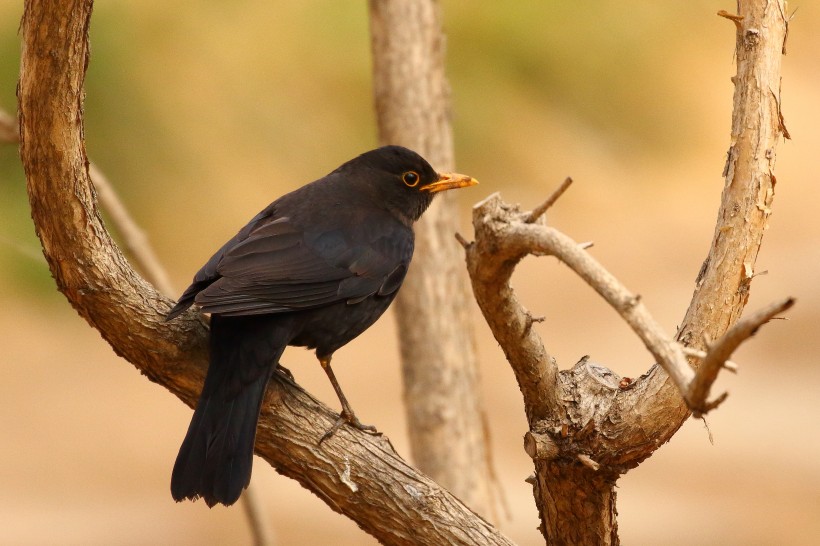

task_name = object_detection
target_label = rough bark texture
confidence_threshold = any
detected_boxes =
[463,0,788,543]
[369,0,494,518]
[18,2,511,544]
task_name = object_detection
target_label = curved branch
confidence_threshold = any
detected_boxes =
[465,192,695,423]
[1,107,272,545]
[461,1,789,541]
[462,195,560,423]
[17,2,511,545]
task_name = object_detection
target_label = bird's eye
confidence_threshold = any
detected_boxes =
[402,171,420,187]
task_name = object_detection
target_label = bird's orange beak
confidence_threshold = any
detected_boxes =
[419,172,479,193]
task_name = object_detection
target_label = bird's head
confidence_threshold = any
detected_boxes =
[340,145,478,223]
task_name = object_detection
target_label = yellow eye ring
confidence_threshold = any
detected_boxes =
[402,171,420,187]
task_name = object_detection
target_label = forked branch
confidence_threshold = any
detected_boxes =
[465,185,792,420]
[687,297,793,417]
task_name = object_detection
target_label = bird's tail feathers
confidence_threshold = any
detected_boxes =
[171,315,289,507]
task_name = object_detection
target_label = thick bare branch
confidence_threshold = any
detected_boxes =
[17,2,511,544]
[677,1,788,356]
[633,0,790,442]
[462,1,789,542]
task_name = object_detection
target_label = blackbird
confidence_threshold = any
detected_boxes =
[167,145,477,507]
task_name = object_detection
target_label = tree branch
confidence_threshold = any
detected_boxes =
[461,0,790,541]
[18,2,511,544]
[687,297,794,417]
[637,0,791,444]
[467,187,791,418]
[1,107,274,546]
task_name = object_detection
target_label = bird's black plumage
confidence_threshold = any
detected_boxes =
[167,146,476,507]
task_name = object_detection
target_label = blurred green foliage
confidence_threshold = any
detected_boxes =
[1,1,728,298]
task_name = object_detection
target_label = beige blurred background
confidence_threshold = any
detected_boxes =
[1,1,818,544]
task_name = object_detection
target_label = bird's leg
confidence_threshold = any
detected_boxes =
[318,355,378,443]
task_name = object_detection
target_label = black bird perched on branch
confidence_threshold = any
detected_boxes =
[166,145,477,507]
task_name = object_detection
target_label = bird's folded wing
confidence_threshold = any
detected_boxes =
[192,215,410,316]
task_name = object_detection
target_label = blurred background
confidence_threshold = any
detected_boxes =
[1,1,818,544]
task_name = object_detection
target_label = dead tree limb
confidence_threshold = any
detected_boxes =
[461,0,790,543]
[17,2,510,544]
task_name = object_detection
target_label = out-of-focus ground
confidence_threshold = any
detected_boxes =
[1,2,818,545]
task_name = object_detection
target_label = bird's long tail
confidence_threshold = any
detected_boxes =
[171,314,289,507]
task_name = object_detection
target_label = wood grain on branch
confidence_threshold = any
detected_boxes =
[18,2,510,544]
[461,0,790,543]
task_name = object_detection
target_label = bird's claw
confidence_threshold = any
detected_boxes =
[319,410,379,444]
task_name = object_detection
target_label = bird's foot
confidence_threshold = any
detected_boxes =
[319,410,380,444]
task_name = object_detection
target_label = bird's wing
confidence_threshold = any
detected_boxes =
[189,212,412,317]
[166,206,278,319]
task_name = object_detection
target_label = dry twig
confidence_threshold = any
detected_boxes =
[687,297,794,417]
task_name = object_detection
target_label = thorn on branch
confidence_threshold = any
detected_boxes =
[522,311,545,338]
[624,294,642,310]
[526,177,573,224]
[777,3,798,55]
[692,391,730,420]
[454,232,471,249]
[701,417,715,445]
[681,347,739,374]
[578,241,594,250]
[717,10,745,31]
